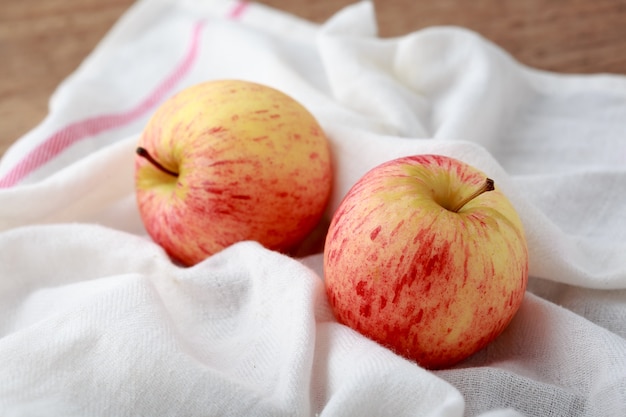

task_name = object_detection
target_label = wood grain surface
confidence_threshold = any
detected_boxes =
[2,0,626,158]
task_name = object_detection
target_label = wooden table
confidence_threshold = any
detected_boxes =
[2,0,626,158]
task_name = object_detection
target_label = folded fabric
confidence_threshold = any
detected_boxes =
[1,1,625,416]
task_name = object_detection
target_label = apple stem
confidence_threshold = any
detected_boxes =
[136,147,179,177]
[450,178,495,212]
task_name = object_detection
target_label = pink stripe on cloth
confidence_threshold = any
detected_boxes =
[228,0,249,19]
[0,1,249,188]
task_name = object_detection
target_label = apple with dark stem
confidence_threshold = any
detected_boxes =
[135,79,333,266]
[323,154,528,369]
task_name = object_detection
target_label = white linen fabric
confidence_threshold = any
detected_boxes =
[1,1,625,416]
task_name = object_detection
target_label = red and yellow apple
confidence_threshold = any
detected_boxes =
[135,79,332,266]
[323,154,528,369]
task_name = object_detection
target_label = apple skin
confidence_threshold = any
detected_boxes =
[323,154,528,369]
[135,80,332,266]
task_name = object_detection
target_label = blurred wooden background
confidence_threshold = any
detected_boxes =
[2,0,626,157]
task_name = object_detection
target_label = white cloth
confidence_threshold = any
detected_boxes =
[1,1,625,415]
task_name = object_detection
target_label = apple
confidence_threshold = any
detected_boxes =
[323,154,528,369]
[135,79,332,266]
